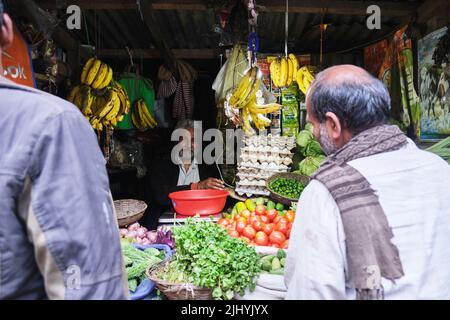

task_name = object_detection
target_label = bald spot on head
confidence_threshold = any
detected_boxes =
[316,64,375,87]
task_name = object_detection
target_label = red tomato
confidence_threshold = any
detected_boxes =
[254,231,269,246]
[226,221,236,231]
[255,205,266,216]
[275,222,289,236]
[270,243,280,248]
[259,215,269,224]
[285,210,295,223]
[248,215,260,226]
[233,214,241,221]
[266,209,278,221]
[243,226,256,240]
[262,223,274,236]
[240,236,251,244]
[269,231,286,245]
[236,217,247,225]
[281,240,289,249]
[228,229,240,238]
[236,221,247,234]
[274,216,288,225]
[240,209,251,219]
[286,226,291,239]
[253,220,264,232]
[217,218,228,227]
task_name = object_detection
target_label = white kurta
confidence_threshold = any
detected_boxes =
[285,139,450,299]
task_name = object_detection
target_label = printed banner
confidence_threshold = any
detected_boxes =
[2,23,35,87]
[418,26,450,140]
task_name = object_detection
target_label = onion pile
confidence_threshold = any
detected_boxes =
[119,222,158,245]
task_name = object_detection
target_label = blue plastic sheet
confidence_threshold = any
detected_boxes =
[129,243,172,300]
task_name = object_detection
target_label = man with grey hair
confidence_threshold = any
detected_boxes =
[144,119,224,229]
[0,2,127,299]
[285,65,450,299]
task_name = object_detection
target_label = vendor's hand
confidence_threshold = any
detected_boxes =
[198,178,224,190]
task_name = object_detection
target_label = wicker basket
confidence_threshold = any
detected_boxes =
[114,199,147,227]
[266,172,310,206]
[146,260,213,300]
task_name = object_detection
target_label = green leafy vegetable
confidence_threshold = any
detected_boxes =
[169,218,261,300]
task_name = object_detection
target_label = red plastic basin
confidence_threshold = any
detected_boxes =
[168,190,229,216]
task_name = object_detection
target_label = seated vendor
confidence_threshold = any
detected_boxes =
[143,119,224,229]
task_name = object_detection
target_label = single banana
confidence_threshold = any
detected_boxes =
[229,68,254,106]
[280,58,288,87]
[247,102,281,114]
[80,86,93,116]
[80,58,95,84]
[98,66,113,90]
[297,69,307,94]
[105,93,121,121]
[270,59,281,88]
[73,88,84,109]
[67,85,81,104]
[84,59,102,86]
[140,100,157,128]
[91,63,109,89]
[238,75,260,109]
[287,58,293,87]
[289,54,298,82]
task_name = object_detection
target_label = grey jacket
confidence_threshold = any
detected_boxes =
[0,77,128,299]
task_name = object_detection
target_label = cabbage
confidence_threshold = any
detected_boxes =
[296,130,313,149]
[304,122,314,133]
[305,140,324,157]
[298,155,326,176]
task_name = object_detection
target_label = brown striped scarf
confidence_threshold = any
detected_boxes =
[312,125,407,300]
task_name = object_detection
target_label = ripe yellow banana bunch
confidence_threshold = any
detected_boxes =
[67,80,131,131]
[296,65,318,95]
[80,57,113,90]
[131,99,157,130]
[270,54,298,88]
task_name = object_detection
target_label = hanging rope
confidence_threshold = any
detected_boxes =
[285,0,289,58]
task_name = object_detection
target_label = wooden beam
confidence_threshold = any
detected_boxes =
[98,48,220,59]
[36,0,208,11]
[37,0,419,16]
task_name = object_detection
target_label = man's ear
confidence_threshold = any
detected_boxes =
[1,13,13,50]
[324,112,342,140]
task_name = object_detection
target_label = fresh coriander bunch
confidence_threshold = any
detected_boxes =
[172,218,261,300]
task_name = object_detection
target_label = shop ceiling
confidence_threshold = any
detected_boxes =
[33,0,424,59]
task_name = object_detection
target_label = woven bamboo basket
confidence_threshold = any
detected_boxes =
[114,199,147,227]
[266,172,310,206]
[146,260,213,300]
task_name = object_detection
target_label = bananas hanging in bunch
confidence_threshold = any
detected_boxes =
[296,65,318,95]
[67,80,131,131]
[131,99,157,130]
[228,66,282,135]
[270,54,298,88]
[80,58,113,89]
[68,57,132,131]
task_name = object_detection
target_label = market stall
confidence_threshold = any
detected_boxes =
[3,0,449,300]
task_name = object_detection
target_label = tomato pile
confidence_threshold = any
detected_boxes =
[217,203,295,249]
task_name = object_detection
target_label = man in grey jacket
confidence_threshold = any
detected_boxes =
[0,3,128,299]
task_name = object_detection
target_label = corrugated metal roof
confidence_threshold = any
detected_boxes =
[62,0,423,56]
